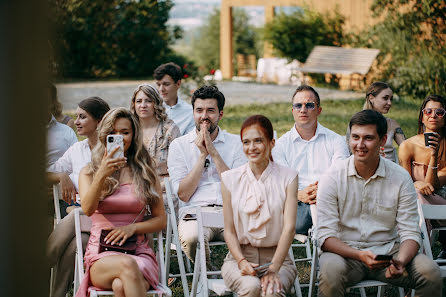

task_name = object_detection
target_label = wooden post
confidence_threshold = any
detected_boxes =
[220,2,233,79]
[264,4,275,58]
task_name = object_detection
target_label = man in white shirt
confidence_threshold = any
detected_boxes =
[316,110,441,297]
[47,114,77,167]
[154,62,195,135]
[168,85,246,264]
[272,85,349,235]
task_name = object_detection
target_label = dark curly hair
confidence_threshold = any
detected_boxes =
[191,85,225,111]
[153,62,183,82]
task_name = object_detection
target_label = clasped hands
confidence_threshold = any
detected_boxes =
[298,181,318,204]
[195,122,217,157]
[359,250,407,279]
[238,259,282,295]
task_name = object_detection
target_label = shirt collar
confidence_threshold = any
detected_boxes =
[291,122,327,141]
[347,155,386,179]
[187,127,225,143]
[163,96,183,109]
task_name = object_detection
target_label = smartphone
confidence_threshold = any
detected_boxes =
[375,254,393,261]
[253,262,272,275]
[183,213,197,221]
[106,135,124,159]
[424,132,437,147]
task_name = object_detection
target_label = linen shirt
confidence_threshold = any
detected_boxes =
[272,122,349,190]
[47,115,78,167]
[163,98,195,135]
[168,128,247,217]
[221,162,298,247]
[317,156,421,255]
[48,139,91,202]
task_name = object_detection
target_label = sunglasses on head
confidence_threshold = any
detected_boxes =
[292,102,317,110]
[422,108,446,118]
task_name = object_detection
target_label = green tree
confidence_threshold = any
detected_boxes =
[263,8,345,62]
[49,0,181,78]
[192,8,261,71]
[352,0,446,98]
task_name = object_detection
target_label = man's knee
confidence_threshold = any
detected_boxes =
[319,253,349,296]
[412,254,442,287]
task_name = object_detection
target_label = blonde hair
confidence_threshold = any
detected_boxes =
[88,107,160,205]
[363,82,391,111]
[130,83,167,122]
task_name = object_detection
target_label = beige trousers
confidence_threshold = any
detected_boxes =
[319,252,442,297]
[177,218,224,265]
[221,245,297,297]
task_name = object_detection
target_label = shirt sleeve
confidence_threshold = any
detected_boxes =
[167,138,189,196]
[271,137,288,167]
[47,143,74,173]
[395,174,422,246]
[331,134,350,163]
[316,170,341,249]
[184,117,195,135]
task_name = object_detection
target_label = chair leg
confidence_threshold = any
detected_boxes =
[308,244,318,297]
[359,287,367,297]
[190,247,201,297]
[377,285,384,297]
[164,215,172,282]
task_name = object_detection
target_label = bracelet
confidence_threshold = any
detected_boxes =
[429,165,438,169]
[237,257,246,267]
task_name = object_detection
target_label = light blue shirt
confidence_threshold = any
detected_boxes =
[47,115,78,167]
[163,98,195,135]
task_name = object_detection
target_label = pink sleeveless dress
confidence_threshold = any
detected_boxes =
[75,184,159,297]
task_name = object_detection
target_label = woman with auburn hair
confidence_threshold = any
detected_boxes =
[221,115,298,297]
[347,82,405,162]
[399,94,446,257]
[130,83,180,190]
[76,108,166,297]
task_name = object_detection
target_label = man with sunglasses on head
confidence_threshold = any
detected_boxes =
[273,85,349,235]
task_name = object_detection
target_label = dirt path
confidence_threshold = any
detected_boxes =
[57,80,364,111]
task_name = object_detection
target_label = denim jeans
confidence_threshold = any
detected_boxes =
[295,201,313,235]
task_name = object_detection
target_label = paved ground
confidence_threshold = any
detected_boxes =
[56,80,364,111]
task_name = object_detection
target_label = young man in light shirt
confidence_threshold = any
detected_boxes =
[154,62,195,135]
[272,85,349,235]
[168,85,246,265]
[316,109,441,297]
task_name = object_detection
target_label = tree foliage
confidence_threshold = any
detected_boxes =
[49,0,182,78]
[192,8,261,70]
[263,8,345,62]
[352,0,446,98]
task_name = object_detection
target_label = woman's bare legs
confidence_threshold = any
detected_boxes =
[90,255,150,297]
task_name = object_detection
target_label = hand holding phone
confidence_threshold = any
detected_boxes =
[107,135,124,159]
[375,254,393,261]
[253,262,272,276]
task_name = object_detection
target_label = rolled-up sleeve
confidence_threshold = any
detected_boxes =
[316,171,340,249]
[396,175,422,246]
[167,138,188,196]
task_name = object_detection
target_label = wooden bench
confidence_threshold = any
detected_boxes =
[296,46,380,89]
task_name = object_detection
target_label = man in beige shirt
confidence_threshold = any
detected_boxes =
[317,110,442,297]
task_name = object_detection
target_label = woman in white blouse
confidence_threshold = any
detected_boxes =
[47,97,110,297]
[221,115,298,297]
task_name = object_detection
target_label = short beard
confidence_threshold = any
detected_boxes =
[196,122,218,134]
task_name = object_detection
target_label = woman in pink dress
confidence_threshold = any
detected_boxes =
[221,115,298,297]
[76,107,166,297]
[399,94,446,257]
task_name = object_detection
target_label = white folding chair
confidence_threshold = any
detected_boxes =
[418,200,446,277]
[164,177,191,297]
[53,183,62,224]
[308,205,406,297]
[73,208,171,296]
[190,206,232,297]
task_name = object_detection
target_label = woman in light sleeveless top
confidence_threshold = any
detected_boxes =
[221,115,298,297]
[346,82,405,162]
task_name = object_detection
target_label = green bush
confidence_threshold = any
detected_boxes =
[263,7,345,62]
[49,0,181,78]
[351,0,446,98]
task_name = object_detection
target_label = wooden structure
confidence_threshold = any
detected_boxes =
[220,0,375,79]
[297,45,380,88]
